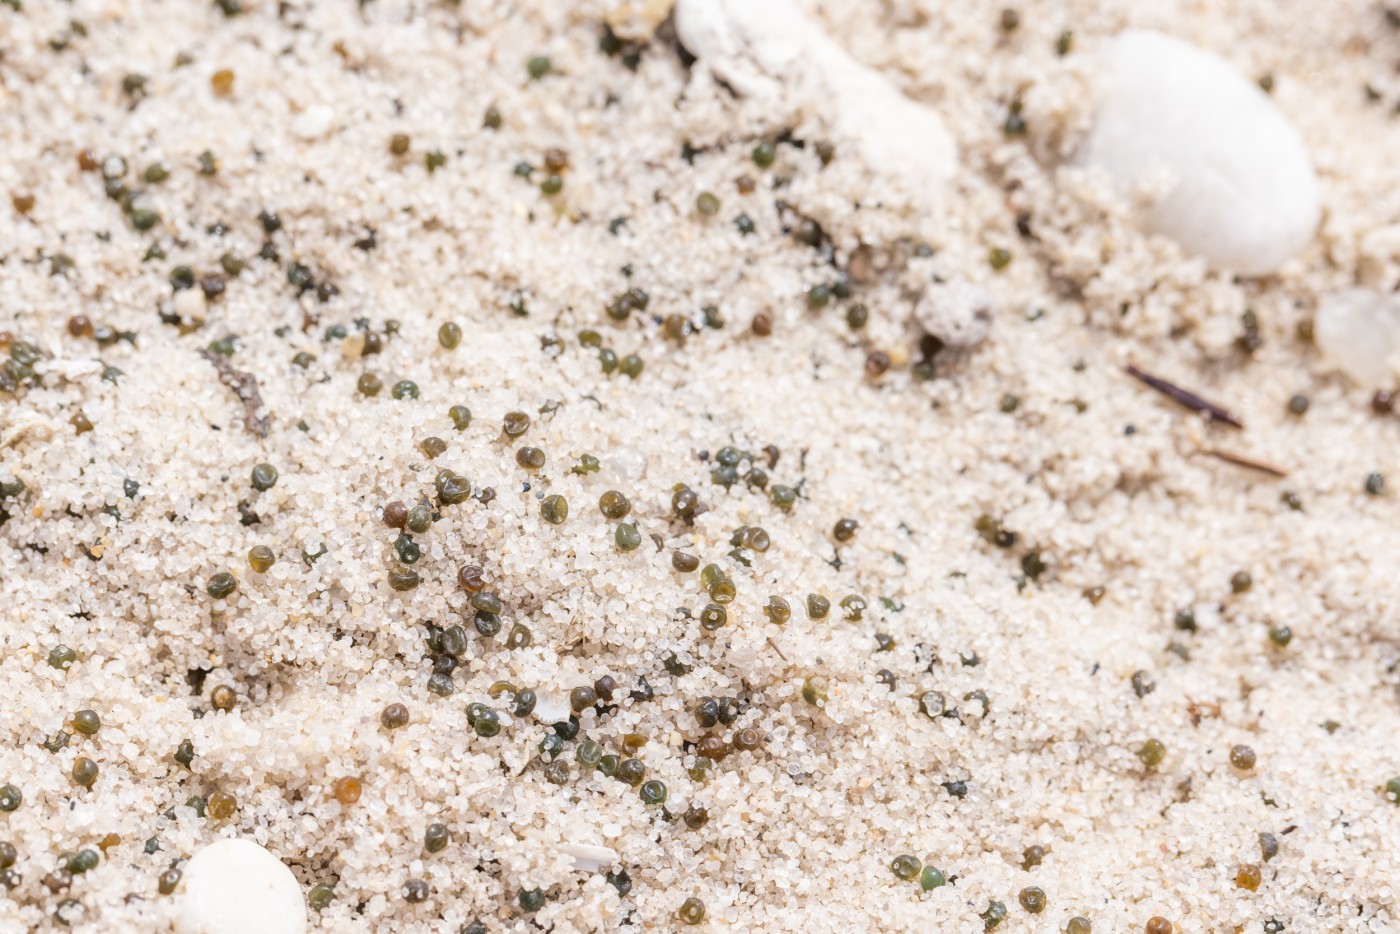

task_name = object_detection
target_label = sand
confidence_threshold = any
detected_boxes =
[2,0,1399,931]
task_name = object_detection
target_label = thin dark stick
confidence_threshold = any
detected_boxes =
[1124,364,1243,429]
[1200,448,1288,478]
[201,349,270,438]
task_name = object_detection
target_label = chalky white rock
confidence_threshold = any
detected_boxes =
[175,838,307,934]
[674,0,956,186]
[1082,29,1319,275]
[1314,289,1400,387]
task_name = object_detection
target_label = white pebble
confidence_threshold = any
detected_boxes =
[674,0,955,187]
[912,281,995,349]
[175,838,307,934]
[1314,289,1400,387]
[1082,29,1319,275]
[173,287,206,320]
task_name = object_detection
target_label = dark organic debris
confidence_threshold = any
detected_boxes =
[200,349,270,437]
[1125,364,1243,429]
[1199,448,1288,479]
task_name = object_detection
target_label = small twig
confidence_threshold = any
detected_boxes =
[201,350,270,438]
[1125,364,1243,429]
[766,637,788,662]
[1185,695,1222,728]
[1199,448,1288,478]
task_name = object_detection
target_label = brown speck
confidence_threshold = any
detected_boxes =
[332,776,362,805]
[543,147,569,172]
[1185,697,1221,728]
[210,685,237,711]
[199,274,226,300]
[846,245,876,284]
[458,565,485,592]
[211,69,235,96]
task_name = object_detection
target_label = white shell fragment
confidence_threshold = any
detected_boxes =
[559,843,619,872]
[175,838,308,934]
[674,0,956,186]
[1314,289,1400,387]
[913,281,995,349]
[531,690,572,724]
[1082,29,1319,275]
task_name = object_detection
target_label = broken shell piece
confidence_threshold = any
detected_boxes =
[1314,289,1400,387]
[674,0,816,98]
[559,843,618,872]
[913,281,995,349]
[1082,29,1319,275]
[674,0,955,187]
[531,691,572,724]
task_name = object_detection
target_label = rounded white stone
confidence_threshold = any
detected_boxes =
[175,838,307,934]
[1314,289,1400,387]
[674,0,955,186]
[1082,29,1319,275]
[913,281,995,349]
